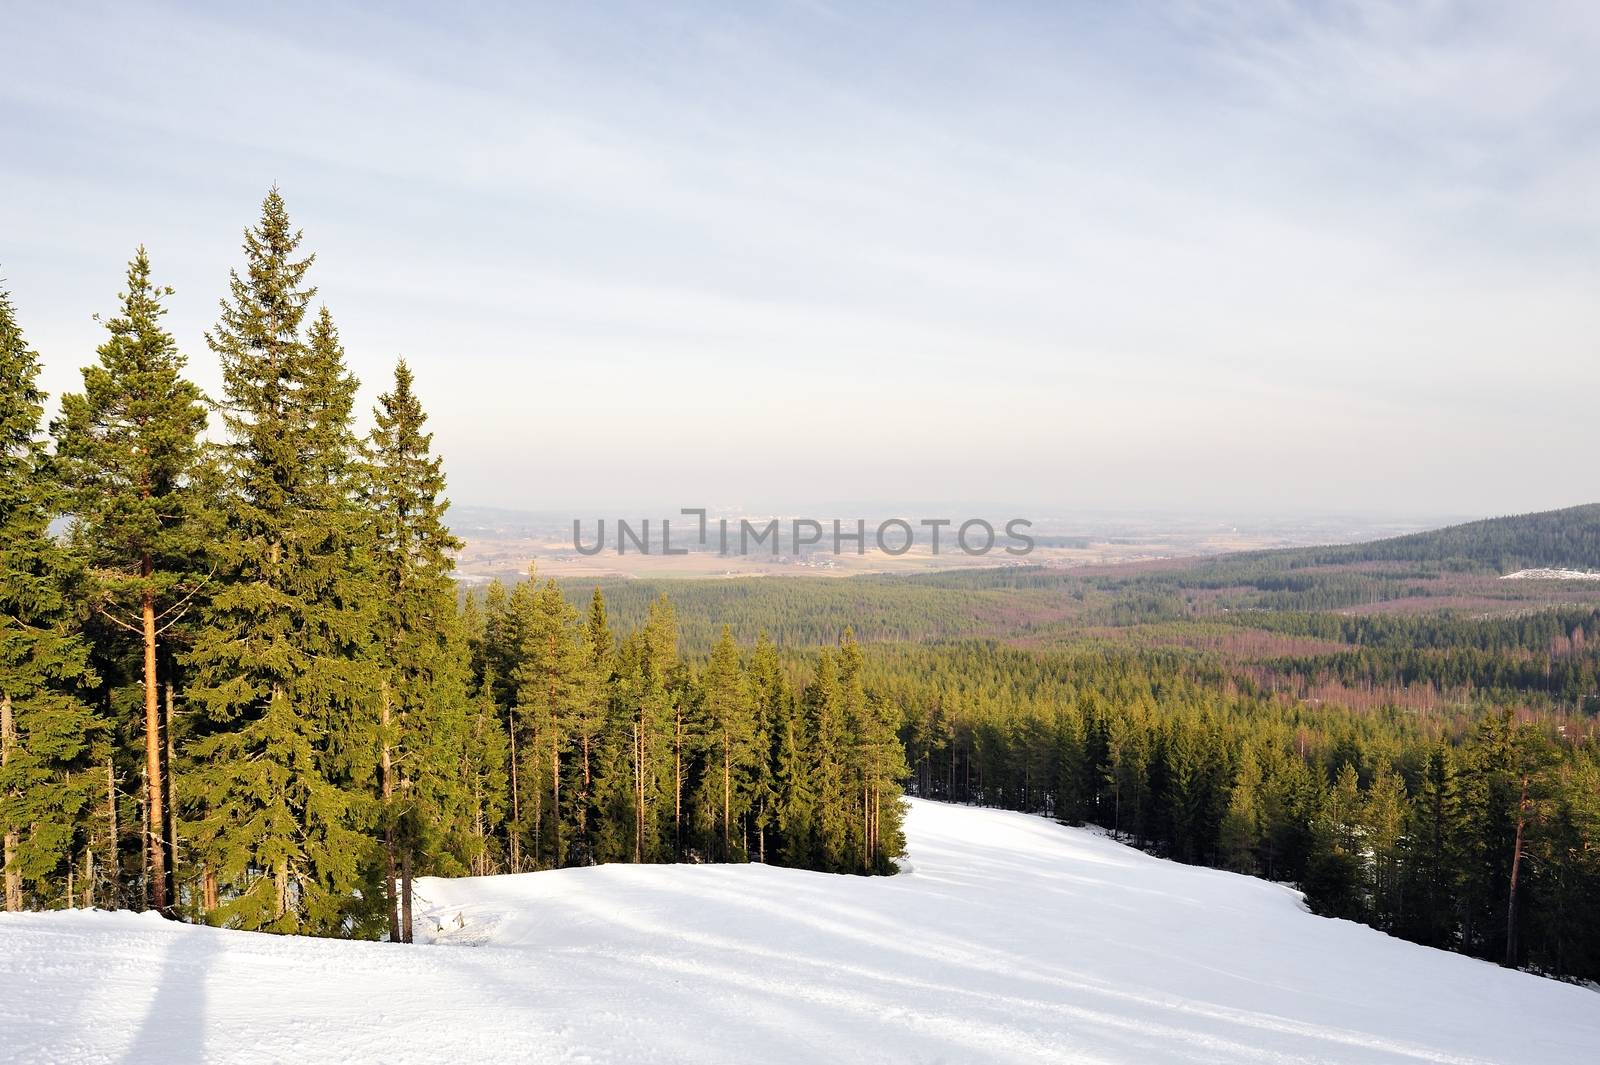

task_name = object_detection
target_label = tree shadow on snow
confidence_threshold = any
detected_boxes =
[119,922,220,1065]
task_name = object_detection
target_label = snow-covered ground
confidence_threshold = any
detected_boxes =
[2,800,1595,1064]
[1500,568,1600,581]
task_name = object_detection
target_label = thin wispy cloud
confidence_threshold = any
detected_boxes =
[3,1,1595,514]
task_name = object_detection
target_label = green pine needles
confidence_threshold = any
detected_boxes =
[0,283,100,913]
[0,189,908,944]
[12,185,1592,989]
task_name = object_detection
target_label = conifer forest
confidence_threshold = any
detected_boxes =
[2,190,1597,992]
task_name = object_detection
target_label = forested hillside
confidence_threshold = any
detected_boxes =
[579,507,1600,650]
[874,641,1600,981]
[2,189,1596,988]
[0,192,904,947]
[556,573,1073,649]
[559,531,1600,981]
[1250,504,1600,572]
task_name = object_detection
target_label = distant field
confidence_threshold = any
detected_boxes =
[446,504,1457,584]
[454,536,1291,583]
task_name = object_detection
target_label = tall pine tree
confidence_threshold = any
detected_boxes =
[52,248,209,914]
[363,358,464,941]
[513,575,580,868]
[698,626,757,861]
[185,191,379,934]
[0,282,99,912]
[571,588,613,865]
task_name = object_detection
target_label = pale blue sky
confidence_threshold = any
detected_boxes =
[3,1,1597,516]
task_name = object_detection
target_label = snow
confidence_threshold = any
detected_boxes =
[1500,568,1600,581]
[2,800,1595,1064]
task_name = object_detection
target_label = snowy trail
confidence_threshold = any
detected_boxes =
[2,800,1595,1064]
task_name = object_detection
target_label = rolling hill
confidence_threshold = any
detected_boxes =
[1240,503,1600,573]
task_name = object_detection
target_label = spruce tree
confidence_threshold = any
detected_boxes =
[746,632,785,863]
[1163,715,1206,861]
[838,629,904,872]
[1500,721,1556,967]
[1052,701,1089,823]
[1532,758,1600,979]
[477,580,527,868]
[1364,763,1407,930]
[1105,711,1145,840]
[590,636,639,865]
[1219,743,1263,874]
[699,626,757,861]
[836,631,870,869]
[363,358,464,940]
[638,598,678,862]
[0,282,99,912]
[807,648,849,871]
[513,575,579,867]
[1456,710,1516,956]
[403,610,475,882]
[462,662,510,876]
[184,191,378,934]
[501,576,538,868]
[773,686,815,868]
[571,588,613,864]
[462,583,512,876]
[1401,742,1462,947]
[52,248,209,914]
[1304,762,1366,920]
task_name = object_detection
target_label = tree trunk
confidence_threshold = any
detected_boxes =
[530,730,543,867]
[551,731,561,868]
[674,716,684,859]
[381,681,400,943]
[141,759,151,906]
[400,845,414,945]
[633,720,645,863]
[872,776,879,867]
[2,693,19,912]
[473,777,487,877]
[507,707,521,871]
[269,681,289,923]
[105,755,119,910]
[579,733,591,858]
[722,737,732,861]
[870,783,883,869]
[141,569,169,914]
[864,777,876,869]
[1504,772,1530,967]
[868,783,876,869]
[163,680,179,911]
[274,857,289,924]
[547,657,562,868]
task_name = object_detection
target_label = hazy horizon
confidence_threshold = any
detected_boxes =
[444,498,1482,527]
[5,2,1597,517]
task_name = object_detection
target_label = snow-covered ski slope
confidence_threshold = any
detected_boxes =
[2,799,1594,1064]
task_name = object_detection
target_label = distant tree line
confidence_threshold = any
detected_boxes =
[1248,504,1600,573]
[582,543,1600,651]
[465,582,905,883]
[564,573,1058,649]
[881,641,1600,982]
